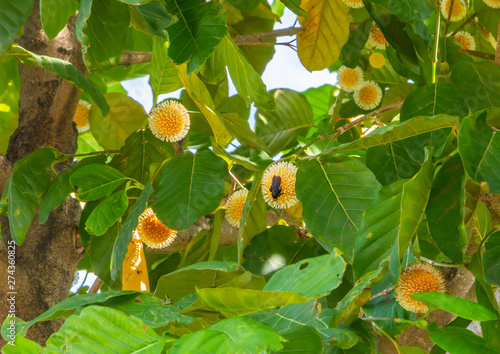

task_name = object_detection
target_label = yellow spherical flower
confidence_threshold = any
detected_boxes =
[369,52,386,69]
[354,81,382,110]
[225,189,248,227]
[395,262,446,313]
[368,24,388,50]
[483,0,500,8]
[73,100,91,133]
[149,100,190,142]
[441,0,467,22]
[136,207,177,249]
[453,31,476,50]
[342,0,363,8]
[338,66,364,92]
[261,161,299,209]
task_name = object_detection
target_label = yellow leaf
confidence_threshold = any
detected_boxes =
[286,200,303,219]
[297,0,350,71]
[122,232,150,291]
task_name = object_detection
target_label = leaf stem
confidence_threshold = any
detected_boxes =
[369,286,395,301]
[229,170,246,190]
[370,321,401,354]
[420,256,462,268]
[69,149,120,158]
[432,1,442,84]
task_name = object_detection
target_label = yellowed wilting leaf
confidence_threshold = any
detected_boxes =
[297,0,350,71]
[122,232,150,291]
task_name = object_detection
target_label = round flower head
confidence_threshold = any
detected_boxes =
[262,161,299,209]
[441,0,467,22]
[73,100,91,133]
[342,0,363,8]
[136,207,177,249]
[354,81,382,110]
[454,31,476,50]
[338,66,364,92]
[395,262,446,313]
[149,100,190,142]
[483,0,500,8]
[369,52,386,69]
[368,24,388,49]
[225,189,248,227]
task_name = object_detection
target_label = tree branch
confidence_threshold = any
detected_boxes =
[118,51,153,66]
[450,13,477,37]
[462,49,495,60]
[232,26,302,45]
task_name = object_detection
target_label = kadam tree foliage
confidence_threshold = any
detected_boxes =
[1,0,500,353]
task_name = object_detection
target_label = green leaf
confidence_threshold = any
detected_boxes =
[278,326,323,354]
[1,334,41,353]
[296,157,380,262]
[0,147,60,245]
[110,182,153,280]
[165,0,227,74]
[89,92,148,150]
[243,225,326,278]
[9,45,109,115]
[149,36,183,100]
[226,0,260,13]
[427,322,497,354]
[169,317,283,353]
[281,0,308,17]
[133,2,174,38]
[70,164,127,201]
[302,85,337,123]
[216,35,275,111]
[483,231,500,286]
[220,113,271,155]
[151,150,228,231]
[264,252,346,299]
[255,89,315,156]
[39,155,107,224]
[475,0,500,36]
[45,306,166,353]
[154,261,242,301]
[400,78,467,121]
[80,0,130,72]
[327,115,459,153]
[411,292,498,322]
[0,0,33,57]
[340,19,371,68]
[85,189,128,236]
[196,288,309,317]
[451,62,500,112]
[370,0,432,22]
[40,0,79,40]
[458,111,500,193]
[474,201,492,240]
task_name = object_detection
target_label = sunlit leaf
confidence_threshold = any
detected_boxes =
[0,0,33,57]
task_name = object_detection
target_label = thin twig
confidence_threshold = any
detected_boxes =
[88,277,104,294]
[461,49,495,60]
[420,256,462,268]
[444,0,455,37]
[450,13,477,36]
[370,321,401,354]
[369,286,395,301]
[496,17,500,65]
[233,27,302,45]
[229,170,246,190]
[70,149,120,157]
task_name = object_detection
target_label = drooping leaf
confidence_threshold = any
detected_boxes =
[255,89,314,156]
[149,36,183,100]
[70,164,127,201]
[483,231,500,286]
[297,0,350,71]
[122,233,150,291]
[264,252,346,299]
[0,0,33,57]
[0,147,61,245]
[427,322,497,354]
[85,189,128,236]
[296,157,380,262]
[9,45,109,115]
[40,0,79,40]
[165,0,227,74]
[89,224,122,289]
[151,150,228,231]
[89,92,148,150]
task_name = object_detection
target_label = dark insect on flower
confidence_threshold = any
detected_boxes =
[270,175,282,200]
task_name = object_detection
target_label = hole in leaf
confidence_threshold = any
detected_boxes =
[299,262,309,270]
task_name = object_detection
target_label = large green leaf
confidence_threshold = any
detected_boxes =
[0,0,33,57]
[302,85,337,123]
[169,317,283,353]
[475,0,500,36]
[149,36,183,100]
[458,111,500,193]
[220,113,271,154]
[483,231,500,286]
[255,89,315,156]
[196,288,309,317]
[9,45,109,115]
[216,35,275,111]
[44,306,166,353]
[85,189,128,236]
[370,0,432,22]
[0,147,60,245]
[451,61,500,112]
[226,0,260,12]
[411,292,498,321]
[89,224,122,289]
[80,0,130,72]
[296,157,380,261]
[110,182,152,280]
[133,1,174,38]
[427,322,497,354]
[264,252,346,299]
[151,150,228,231]
[89,92,148,150]
[327,115,458,153]
[70,164,127,201]
[1,334,40,353]
[340,19,371,68]
[278,326,323,354]
[400,78,467,121]
[165,0,227,74]
[40,0,79,40]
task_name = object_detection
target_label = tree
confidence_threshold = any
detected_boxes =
[1,0,500,352]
